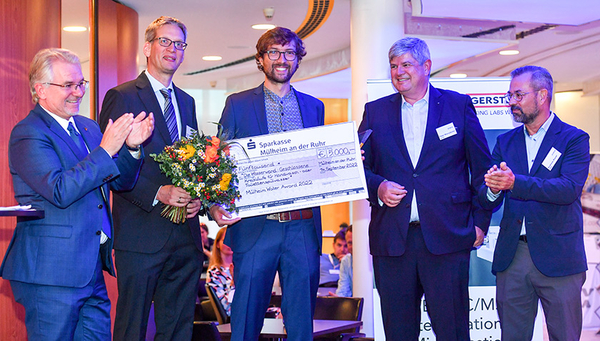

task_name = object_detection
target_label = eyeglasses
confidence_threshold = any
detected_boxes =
[44,80,89,92]
[504,91,537,102]
[152,37,188,51]
[265,50,297,61]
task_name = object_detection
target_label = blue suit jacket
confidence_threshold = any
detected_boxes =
[219,84,324,253]
[0,104,142,287]
[98,72,202,253]
[359,85,492,256]
[478,115,589,277]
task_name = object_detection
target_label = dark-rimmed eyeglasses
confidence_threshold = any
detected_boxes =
[153,37,188,51]
[504,91,537,102]
[44,80,89,92]
[265,50,297,61]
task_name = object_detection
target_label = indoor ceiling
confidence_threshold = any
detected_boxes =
[62,0,600,97]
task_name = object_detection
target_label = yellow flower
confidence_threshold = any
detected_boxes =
[219,173,232,191]
[179,144,196,160]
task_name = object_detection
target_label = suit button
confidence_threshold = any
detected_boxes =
[517,219,522,224]
[96,231,101,235]
[413,173,418,177]
[98,204,103,209]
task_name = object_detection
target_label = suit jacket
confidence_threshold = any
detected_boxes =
[98,72,202,253]
[0,104,142,287]
[359,85,492,256]
[478,115,589,277]
[219,84,324,253]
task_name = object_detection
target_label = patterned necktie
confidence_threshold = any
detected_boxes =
[160,88,179,143]
[67,121,87,154]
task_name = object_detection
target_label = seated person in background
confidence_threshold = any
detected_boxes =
[200,222,214,265]
[206,227,235,316]
[336,226,353,297]
[319,230,348,287]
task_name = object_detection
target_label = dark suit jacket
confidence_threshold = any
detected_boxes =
[0,104,142,287]
[98,72,202,253]
[359,85,492,256]
[478,115,589,277]
[219,84,324,253]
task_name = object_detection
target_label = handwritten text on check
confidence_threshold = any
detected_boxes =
[227,122,368,218]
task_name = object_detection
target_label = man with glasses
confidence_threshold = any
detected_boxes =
[209,27,324,341]
[358,37,491,340]
[98,16,203,340]
[480,66,589,340]
[0,48,153,339]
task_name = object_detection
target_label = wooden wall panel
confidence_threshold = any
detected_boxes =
[0,0,61,339]
[116,4,139,85]
[94,0,139,332]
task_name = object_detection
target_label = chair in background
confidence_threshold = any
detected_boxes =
[206,284,230,325]
[198,299,217,322]
[313,296,365,340]
[192,321,222,341]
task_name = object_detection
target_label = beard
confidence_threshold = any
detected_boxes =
[511,101,539,125]
[264,63,296,84]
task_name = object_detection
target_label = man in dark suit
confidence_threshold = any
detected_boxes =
[98,16,203,340]
[358,37,492,340]
[481,66,588,340]
[209,27,324,341]
[0,48,153,340]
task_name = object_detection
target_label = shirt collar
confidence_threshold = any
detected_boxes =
[401,85,430,108]
[524,112,555,137]
[263,84,295,101]
[145,70,173,93]
[39,104,77,133]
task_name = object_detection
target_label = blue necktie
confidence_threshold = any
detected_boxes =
[160,88,179,143]
[67,121,111,241]
[67,121,87,154]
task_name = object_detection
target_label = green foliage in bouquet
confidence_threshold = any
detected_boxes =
[150,131,241,223]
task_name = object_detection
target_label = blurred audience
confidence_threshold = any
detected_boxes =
[336,226,353,297]
[319,230,348,287]
[200,223,214,264]
[206,227,235,316]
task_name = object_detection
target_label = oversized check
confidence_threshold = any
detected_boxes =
[227,122,368,218]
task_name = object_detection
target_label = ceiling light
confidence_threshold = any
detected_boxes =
[252,24,276,30]
[499,50,519,56]
[63,26,87,32]
[450,73,467,78]
[202,56,222,61]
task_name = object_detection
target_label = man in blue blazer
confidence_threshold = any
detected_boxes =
[359,37,491,340]
[480,66,588,340]
[210,27,324,341]
[0,48,153,340]
[98,17,203,340]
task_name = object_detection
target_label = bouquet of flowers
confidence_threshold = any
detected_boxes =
[150,131,241,224]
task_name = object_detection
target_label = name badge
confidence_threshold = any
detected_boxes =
[436,122,457,140]
[542,147,561,171]
[185,126,197,138]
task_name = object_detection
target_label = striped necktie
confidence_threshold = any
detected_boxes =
[160,88,179,143]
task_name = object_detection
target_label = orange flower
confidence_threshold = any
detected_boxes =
[204,145,218,163]
[207,136,220,147]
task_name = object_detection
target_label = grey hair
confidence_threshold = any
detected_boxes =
[29,48,80,103]
[388,37,431,64]
[510,65,554,103]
